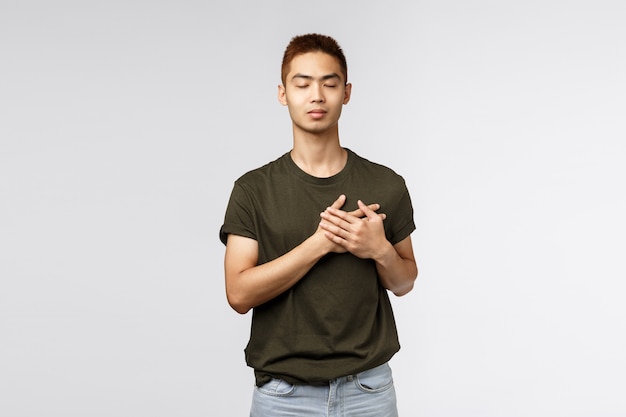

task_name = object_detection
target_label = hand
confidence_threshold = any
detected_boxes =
[319,199,389,259]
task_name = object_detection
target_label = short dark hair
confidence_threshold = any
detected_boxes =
[281,33,348,85]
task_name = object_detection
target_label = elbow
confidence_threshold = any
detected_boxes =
[228,300,252,315]
[392,281,414,297]
[225,272,253,314]
[226,289,252,315]
[227,292,252,315]
[392,265,418,297]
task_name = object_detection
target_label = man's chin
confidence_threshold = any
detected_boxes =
[294,122,338,136]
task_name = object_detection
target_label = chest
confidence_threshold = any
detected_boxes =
[251,178,394,262]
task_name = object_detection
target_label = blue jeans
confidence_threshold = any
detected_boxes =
[250,362,398,417]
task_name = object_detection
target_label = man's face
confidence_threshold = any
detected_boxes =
[278,52,351,136]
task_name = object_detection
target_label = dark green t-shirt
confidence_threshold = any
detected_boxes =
[220,148,415,386]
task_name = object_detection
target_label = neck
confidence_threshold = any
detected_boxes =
[290,127,346,178]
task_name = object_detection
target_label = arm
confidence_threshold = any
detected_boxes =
[373,235,417,296]
[319,200,418,296]
[224,232,329,314]
[224,195,384,314]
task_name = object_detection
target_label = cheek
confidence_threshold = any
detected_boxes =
[286,92,308,107]
[330,96,347,110]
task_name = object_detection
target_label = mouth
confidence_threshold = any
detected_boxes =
[308,109,327,119]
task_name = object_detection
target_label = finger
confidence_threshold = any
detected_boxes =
[319,220,346,238]
[323,230,346,246]
[358,200,379,221]
[347,203,380,218]
[359,203,386,221]
[330,194,346,210]
[325,206,355,225]
[320,209,353,232]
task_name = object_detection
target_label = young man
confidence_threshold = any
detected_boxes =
[220,33,417,416]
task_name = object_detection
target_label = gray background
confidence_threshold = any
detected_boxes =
[1,0,625,416]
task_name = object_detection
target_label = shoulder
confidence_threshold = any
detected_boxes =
[348,149,407,185]
[234,152,290,189]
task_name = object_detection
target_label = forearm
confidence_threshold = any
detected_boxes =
[226,234,329,314]
[374,241,418,297]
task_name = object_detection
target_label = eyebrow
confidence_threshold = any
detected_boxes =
[291,73,342,82]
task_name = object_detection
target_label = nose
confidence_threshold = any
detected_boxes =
[311,83,325,103]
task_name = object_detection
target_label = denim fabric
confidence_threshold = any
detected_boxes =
[250,362,398,417]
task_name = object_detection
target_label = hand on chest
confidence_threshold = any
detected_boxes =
[258,184,392,250]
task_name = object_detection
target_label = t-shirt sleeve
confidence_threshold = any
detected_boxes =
[386,179,416,245]
[219,181,257,245]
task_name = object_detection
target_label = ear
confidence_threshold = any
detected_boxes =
[278,84,288,106]
[343,83,352,105]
